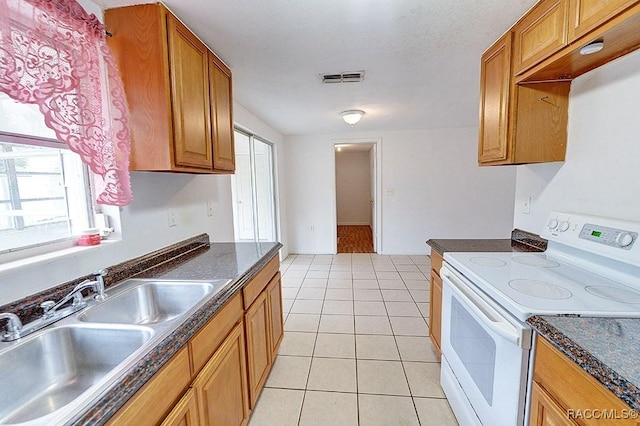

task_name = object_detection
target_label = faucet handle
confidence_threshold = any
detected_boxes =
[92,269,107,302]
[40,301,55,315]
[94,269,107,277]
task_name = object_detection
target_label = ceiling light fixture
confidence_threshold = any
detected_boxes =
[341,110,365,126]
[579,40,604,55]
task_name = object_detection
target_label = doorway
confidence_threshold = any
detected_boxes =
[333,140,380,253]
[231,129,277,243]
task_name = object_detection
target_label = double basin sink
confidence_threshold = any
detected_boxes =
[0,278,231,425]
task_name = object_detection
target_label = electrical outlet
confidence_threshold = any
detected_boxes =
[386,188,394,196]
[207,200,214,217]
[522,196,531,215]
[309,226,314,232]
[168,208,177,227]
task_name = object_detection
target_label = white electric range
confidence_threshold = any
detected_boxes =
[439,212,640,426]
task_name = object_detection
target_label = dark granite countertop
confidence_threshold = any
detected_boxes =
[71,241,282,425]
[426,229,547,255]
[528,315,640,412]
[427,239,515,255]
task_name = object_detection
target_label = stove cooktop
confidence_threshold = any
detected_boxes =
[442,213,640,321]
[444,251,640,321]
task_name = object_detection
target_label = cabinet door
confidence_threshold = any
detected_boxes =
[513,0,569,75]
[267,273,283,357]
[107,348,191,425]
[245,291,272,408]
[209,54,235,172]
[530,382,577,426]
[569,0,638,41]
[478,32,513,164]
[193,322,249,426]
[167,14,213,170]
[429,270,443,354]
[161,388,200,426]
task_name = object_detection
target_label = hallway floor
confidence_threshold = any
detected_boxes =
[337,225,374,253]
[248,253,458,426]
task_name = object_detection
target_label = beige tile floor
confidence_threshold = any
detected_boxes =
[248,253,458,426]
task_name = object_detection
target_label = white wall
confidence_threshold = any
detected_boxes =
[336,151,372,225]
[513,49,640,233]
[285,127,517,255]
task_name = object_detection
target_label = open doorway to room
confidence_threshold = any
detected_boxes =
[334,141,379,253]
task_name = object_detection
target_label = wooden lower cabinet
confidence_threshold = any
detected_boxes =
[429,269,443,355]
[429,251,443,356]
[531,336,640,426]
[108,255,283,426]
[530,381,577,426]
[245,291,272,408]
[161,388,200,426]
[107,347,192,425]
[267,273,283,357]
[193,322,249,426]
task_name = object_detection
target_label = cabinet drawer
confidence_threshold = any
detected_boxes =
[189,292,243,375]
[533,336,638,425]
[243,256,279,309]
[107,347,191,426]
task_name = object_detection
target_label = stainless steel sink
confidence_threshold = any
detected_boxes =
[0,325,152,424]
[77,280,217,325]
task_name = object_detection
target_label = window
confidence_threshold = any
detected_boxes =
[0,93,93,255]
[231,129,277,242]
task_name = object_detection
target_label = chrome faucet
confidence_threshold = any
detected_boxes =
[41,269,108,318]
[0,313,23,341]
[1,269,109,342]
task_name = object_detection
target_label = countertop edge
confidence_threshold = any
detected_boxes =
[71,243,283,425]
[528,315,640,412]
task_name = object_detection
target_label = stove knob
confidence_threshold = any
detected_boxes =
[547,218,559,230]
[558,221,570,232]
[616,232,634,247]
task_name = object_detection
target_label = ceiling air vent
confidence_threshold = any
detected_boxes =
[321,71,365,84]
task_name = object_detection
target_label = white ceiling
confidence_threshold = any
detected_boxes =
[96,0,536,136]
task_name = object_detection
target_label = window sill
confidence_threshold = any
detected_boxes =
[0,239,122,276]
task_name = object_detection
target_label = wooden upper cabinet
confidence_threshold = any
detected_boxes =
[167,15,213,170]
[513,0,569,75]
[478,31,569,165]
[209,54,235,172]
[105,4,234,174]
[568,0,638,41]
[478,33,513,164]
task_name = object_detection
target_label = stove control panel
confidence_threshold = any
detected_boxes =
[543,212,640,267]
[579,224,637,250]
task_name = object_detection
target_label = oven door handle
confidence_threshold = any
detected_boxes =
[442,269,522,347]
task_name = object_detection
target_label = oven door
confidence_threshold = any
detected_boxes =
[440,263,532,426]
